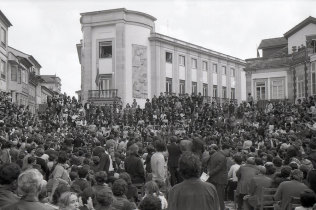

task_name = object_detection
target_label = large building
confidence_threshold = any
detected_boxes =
[245,16,316,102]
[77,8,246,106]
[0,10,12,93]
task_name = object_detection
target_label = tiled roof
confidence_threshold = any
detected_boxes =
[258,37,287,49]
[284,16,316,38]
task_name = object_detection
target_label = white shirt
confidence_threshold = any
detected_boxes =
[228,164,240,182]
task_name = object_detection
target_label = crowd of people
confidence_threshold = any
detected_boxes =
[1,91,316,210]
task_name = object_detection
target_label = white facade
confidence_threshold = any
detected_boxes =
[287,23,316,54]
[78,8,246,106]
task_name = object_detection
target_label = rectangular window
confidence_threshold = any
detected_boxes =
[21,70,25,83]
[231,68,235,77]
[99,41,112,58]
[222,66,227,75]
[17,68,21,84]
[297,75,305,98]
[0,60,5,79]
[213,64,218,74]
[0,28,5,47]
[231,88,236,99]
[202,61,208,71]
[98,75,112,90]
[203,84,208,96]
[11,65,17,81]
[179,55,185,66]
[166,78,172,94]
[179,80,185,95]
[166,52,172,63]
[271,79,285,99]
[256,81,266,100]
[222,86,227,98]
[312,62,316,95]
[213,85,218,97]
[192,82,197,95]
[191,58,197,69]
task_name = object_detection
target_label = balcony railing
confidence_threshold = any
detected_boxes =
[88,89,118,99]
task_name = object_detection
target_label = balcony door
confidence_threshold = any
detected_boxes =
[98,74,112,97]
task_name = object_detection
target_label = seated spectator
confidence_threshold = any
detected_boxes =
[94,188,114,210]
[72,166,90,192]
[168,152,220,210]
[294,189,316,210]
[0,163,21,207]
[143,180,167,210]
[2,169,55,210]
[274,169,309,210]
[111,179,136,210]
[119,172,138,203]
[139,195,162,210]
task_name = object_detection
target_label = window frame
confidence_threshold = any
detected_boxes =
[166,77,172,94]
[202,61,208,71]
[99,41,112,59]
[0,27,6,48]
[203,83,208,96]
[179,55,185,67]
[213,64,218,74]
[0,60,6,80]
[213,85,218,97]
[166,52,173,63]
[192,82,197,95]
[222,86,227,98]
[230,68,235,77]
[179,80,185,95]
[222,66,227,75]
[191,58,197,69]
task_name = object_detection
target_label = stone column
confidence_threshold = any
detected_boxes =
[82,26,92,103]
[115,23,126,104]
[186,52,192,94]
[173,48,179,94]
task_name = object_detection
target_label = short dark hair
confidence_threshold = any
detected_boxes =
[178,152,201,179]
[96,188,114,207]
[95,171,107,184]
[0,163,21,185]
[78,167,88,178]
[300,189,316,208]
[233,155,242,165]
[112,179,127,196]
[139,195,162,210]
[154,140,166,152]
[58,151,68,164]
[119,172,132,185]
[272,157,282,167]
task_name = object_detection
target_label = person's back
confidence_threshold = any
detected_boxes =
[168,178,219,210]
[274,180,309,210]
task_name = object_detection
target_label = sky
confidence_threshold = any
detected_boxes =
[1,0,316,96]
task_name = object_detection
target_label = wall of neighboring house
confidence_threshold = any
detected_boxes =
[288,23,316,54]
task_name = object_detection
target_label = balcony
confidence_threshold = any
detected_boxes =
[88,89,119,105]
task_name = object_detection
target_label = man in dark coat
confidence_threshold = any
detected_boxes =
[124,144,145,184]
[236,157,259,210]
[167,136,182,186]
[207,144,231,210]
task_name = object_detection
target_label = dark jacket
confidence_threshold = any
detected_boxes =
[98,152,110,174]
[124,154,145,184]
[207,151,227,185]
[167,143,182,168]
[236,164,259,194]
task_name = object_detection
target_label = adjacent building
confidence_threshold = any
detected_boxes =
[0,10,12,93]
[245,16,316,102]
[1,10,58,113]
[40,75,61,94]
[77,8,246,106]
